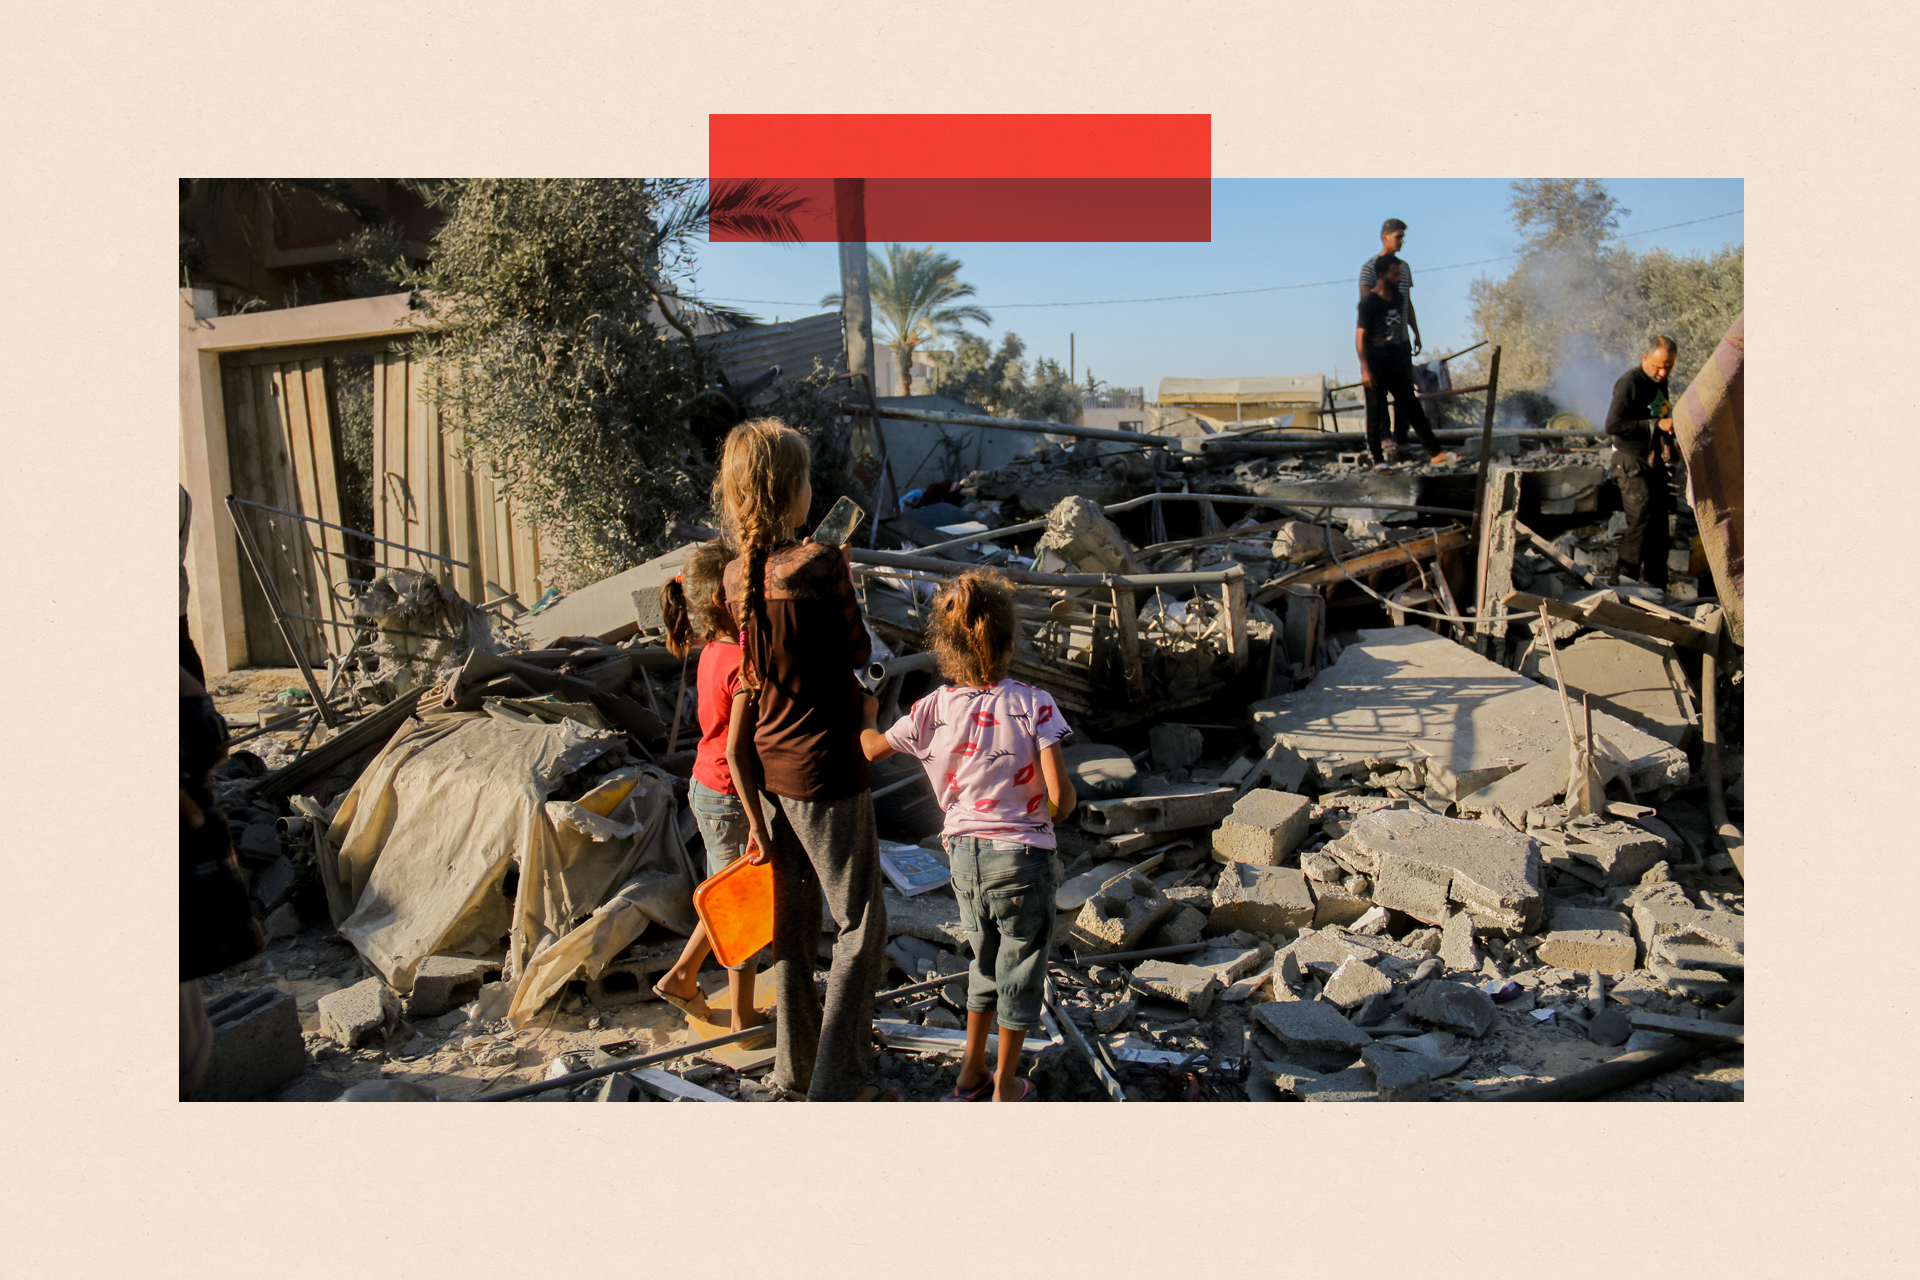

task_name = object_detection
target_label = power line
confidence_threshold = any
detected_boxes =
[702,208,1743,311]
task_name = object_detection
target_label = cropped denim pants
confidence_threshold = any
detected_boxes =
[945,835,1060,1036]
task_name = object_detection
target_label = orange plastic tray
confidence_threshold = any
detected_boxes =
[691,854,774,969]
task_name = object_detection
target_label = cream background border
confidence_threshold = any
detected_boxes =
[0,1,1909,1276]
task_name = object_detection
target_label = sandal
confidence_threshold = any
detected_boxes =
[942,1075,994,1102]
[650,978,713,1022]
[1001,1077,1037,1101]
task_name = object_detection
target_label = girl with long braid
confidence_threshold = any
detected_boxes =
[717,419,887,1102]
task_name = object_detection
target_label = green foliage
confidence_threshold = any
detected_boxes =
[823,243,990,396]
[400,179,781,589]
[927,331,1084,422]
[1461,179,1743,421]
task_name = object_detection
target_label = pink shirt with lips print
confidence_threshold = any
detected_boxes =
[882,679,1074,849]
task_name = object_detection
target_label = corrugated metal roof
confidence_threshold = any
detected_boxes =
[700,312,846,389]
[1158,374,1326,404]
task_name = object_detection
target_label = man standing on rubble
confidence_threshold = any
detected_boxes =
[1356,256,1445,465]
[1605,335,1679,589]
[1359,219,1420,354]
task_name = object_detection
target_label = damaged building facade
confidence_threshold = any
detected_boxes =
[181,285,1745,1103]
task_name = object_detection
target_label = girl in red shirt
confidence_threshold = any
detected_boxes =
[650,539,767,1038]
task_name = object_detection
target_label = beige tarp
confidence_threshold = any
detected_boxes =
[329,712,697,998]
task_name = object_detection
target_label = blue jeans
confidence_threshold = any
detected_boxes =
[945,836,1060,1036]
[690,780,750,880]
[690,780,754,970]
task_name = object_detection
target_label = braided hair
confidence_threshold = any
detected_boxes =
[715,418,811,691]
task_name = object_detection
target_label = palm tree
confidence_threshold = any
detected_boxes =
[821,243,990,396]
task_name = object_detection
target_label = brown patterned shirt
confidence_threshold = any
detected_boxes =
[724,539,873,801]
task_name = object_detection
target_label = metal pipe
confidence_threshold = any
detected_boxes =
[1062,942,1205,966]
[853,547,1245,590]
[468,1024,775,1101]
[228,495,470,568]
[865,651,940,685]
[870,402,1173,447]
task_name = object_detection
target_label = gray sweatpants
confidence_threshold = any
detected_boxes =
[764,790,887,1101]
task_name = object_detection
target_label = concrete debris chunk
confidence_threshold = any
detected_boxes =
[1149,724,1204,772]
[1080,783,1236,835]
[1211,789,1312,866]
[1294,1067,1380,1101]
[1535,928,1637,976]
[1348,905,1393,936]
[1153,904,1210,947]
[1062,745,1142,800]
[1069,872,1175,956]
[1404,980,1497,1038]
[406,955,499,1018]
[1301,851,1345,882]
[186,987,309,1102]
[1208,863,1315,938]
[1129,961,1224,1018]
[1559,820,1673,886]
[1093,999,1137,1033]
[1034,493,1146,576]
[1346,809,1543,932]
[1651,931,1744,975]
[317,978,400,1049]
[1309,879,1373,929]
[1321,957,1393,1010]
[1252,999,1372,1067]
[1362,1044,1441,1101]
[1439,911,1480,973]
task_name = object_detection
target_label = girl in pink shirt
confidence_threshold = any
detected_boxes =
[862,569,1077,1101]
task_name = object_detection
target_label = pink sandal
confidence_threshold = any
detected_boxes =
[942,1075,993,1102]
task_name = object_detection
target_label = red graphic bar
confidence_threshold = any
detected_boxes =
[708,115,1211,242]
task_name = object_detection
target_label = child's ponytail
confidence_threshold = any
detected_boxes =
[659,538,737,657]
[660,575,694,656]
[929,569,1017,686]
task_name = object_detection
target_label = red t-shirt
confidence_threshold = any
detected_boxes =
[691,640,743,795]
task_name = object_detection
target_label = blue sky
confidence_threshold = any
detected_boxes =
[690,178,1743,396]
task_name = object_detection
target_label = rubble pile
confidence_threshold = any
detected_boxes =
[197,421,1741,1103]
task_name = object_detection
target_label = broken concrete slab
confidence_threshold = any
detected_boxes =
[1252,1000,1372,1068]
[1322,957,1393,1011]
[406,955,500,1018]
[1129,961,1224,1018]
[1033,493,1146,577]
[1519,633,1698,747]
[1080,783,1236,835]
[1211,789,1312,867]
[1404,980,1497,1038]
[186,987,308,1101]
[1554,820,1673,886]
[1362,1044,1440,1101]
[1652,931,1744,975]
[1056,859,1133,912]
[1248,627,1689,800]
[1207,863,1315,938]
[1456,750,1568,828]
[1340,809,1543,933]
[1535,927,1637,975]
[1294,1067,1379,1101]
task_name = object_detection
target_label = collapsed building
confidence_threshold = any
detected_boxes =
[191,320,1745,1104]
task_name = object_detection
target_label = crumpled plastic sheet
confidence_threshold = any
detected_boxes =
[330,713,696,1000]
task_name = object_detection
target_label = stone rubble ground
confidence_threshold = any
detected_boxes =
[199,431,1740,1103]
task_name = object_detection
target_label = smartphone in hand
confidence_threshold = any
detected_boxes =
[811,495,865,547]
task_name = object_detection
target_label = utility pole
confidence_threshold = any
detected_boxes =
[1070,333,1075,383]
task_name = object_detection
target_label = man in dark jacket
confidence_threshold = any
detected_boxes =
[1605,335,1679,588]
[1357,256,1444,464]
